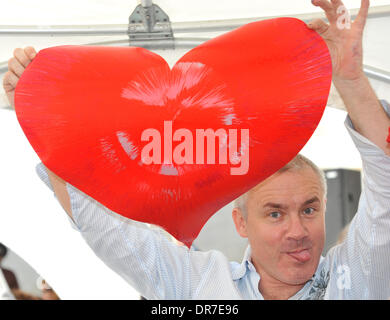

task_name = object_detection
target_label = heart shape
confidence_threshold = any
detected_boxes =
[15,18,332,247]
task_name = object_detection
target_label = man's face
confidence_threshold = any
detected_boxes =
[234,166,326,286]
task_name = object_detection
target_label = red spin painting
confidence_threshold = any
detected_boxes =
[14,18,332,247]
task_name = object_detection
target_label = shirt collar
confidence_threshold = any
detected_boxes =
[289,255,326,300]
[231,244,253,280]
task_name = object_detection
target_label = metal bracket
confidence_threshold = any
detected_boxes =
[127,1,174,49]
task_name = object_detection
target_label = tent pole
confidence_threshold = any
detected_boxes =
[1,5,389,36]
[363,65,390,84]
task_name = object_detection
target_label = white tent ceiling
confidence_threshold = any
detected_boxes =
[0,0,389,299]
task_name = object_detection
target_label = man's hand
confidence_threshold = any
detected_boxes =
[308,0,369,82]
[2,46,37,109]
[308,0,390,155]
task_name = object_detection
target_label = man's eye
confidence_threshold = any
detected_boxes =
[269,212,281,219]
[303,207,315,215]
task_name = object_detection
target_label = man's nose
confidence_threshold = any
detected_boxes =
[286,215,309,240]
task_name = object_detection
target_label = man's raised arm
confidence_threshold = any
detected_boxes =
[308,0,390,154]
[308,0,390,299]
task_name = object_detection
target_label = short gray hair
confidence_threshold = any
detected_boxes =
[234,154,327,219]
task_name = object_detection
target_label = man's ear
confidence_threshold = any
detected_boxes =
[232,208,248,238]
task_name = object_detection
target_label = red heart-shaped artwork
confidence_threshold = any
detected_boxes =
[15,18,332,247]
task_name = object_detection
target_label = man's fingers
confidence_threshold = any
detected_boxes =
[312,0,333,10]
[307,18,330,35]
[2,71,19,92]
[2,71,18,109]
[330,0,343,8]
[311,0,338,23]
[355,0,370,29]
[13,48,32,68]
[24,46,37,60]
[3,46,36,109]
[7,46,36,78]
[7,56,25,78]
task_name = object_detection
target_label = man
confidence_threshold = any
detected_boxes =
[3,0,390,299]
